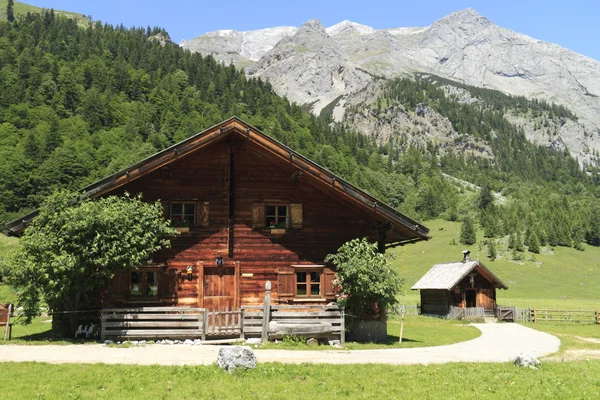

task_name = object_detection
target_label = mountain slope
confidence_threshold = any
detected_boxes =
[181,9,600,165]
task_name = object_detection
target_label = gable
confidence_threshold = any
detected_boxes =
[5,117,429,243]
[412,260,508,290]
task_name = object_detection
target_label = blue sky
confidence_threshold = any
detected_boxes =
[24,0,599,61]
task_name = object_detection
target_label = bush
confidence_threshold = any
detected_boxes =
[325,238,402,320]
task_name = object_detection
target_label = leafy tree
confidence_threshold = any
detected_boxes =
[6,0,14,23]
[325,238,402,320]
[460,216,476,245]
[3,190,177,334]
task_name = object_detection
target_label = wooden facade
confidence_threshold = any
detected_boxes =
[5,117,428,313]
[412,259,508,317]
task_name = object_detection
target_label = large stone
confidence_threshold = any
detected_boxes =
[514,353,541,369]
[217,346,257,372]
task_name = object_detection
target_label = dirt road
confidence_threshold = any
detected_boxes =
[0,323,559,366]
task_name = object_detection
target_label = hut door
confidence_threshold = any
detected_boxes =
[202,264,238,311]
[465,289,476,308]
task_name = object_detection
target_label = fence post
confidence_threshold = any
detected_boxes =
[596,310,599,325]
[239,308,245,340]
[340,306,345,345]
[261,281,271,343]
[532,308,537,323]
[202,309,208,341]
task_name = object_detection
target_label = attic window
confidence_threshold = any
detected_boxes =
[266,205,288,228]
[171,202,195,227]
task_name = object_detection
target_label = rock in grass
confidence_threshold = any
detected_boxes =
[217,346,257,373]
[514,353,541,369]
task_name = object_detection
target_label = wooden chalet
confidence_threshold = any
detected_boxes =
[411,252,508,317]
[7,117,429,339]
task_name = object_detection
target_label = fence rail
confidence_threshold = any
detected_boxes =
[496,306,600,324]
[447,306,485,320]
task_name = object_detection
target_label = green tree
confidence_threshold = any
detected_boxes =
[527,231,541,253]
[3,190,177,334]
[325,238,402,320]
[487,240,497,260]
[587,206,600,246]
[7,0,14,23]
[460,216,476,245]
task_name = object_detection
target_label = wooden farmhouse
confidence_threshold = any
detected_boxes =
[411,252,508,317]
[7,117,429,333]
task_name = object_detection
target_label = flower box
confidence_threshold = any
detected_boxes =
[270,228,286,234]
[175,227,190,233]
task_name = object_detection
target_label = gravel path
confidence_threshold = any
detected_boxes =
[0,323,559,366]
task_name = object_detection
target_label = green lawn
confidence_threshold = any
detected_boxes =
[0,361,599,399]
[522,322,600,353]
[262,315,480,350]
[393,219,600,310]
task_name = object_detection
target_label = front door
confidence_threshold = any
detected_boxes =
[465,289,476,308]
[203,266,236,310]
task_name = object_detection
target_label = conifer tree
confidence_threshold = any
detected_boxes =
[487,240,497,260]
[528,231,540,253]
[515,231,524,252]
[460,216,476,245]
[7,0,14,23]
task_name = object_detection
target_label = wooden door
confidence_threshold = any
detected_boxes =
[203,267,236,310]
[477,289,495,310]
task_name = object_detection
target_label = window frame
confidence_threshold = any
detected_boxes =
[294,269,323,298]
[265,204,289,229]
[129,268,159,300]
[170,201,196,227]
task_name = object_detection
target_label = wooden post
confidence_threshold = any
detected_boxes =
[595,310,599,325]
[399,312,405,344]
[340,306,345,346]
[532,308,537,323]
[202,308,208,341]
[239,308,245,339]
[3,304,12,341]
[261,281,271,343]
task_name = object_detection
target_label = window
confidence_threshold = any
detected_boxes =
[295,270,322,297]
[170,202,195,227]
[130,270,158,298]
[266,205,288,228]
[278,266,335,301]
[252,203,302,229]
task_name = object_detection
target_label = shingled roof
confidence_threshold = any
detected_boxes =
[6,117,429,243]
[411,260,508,290]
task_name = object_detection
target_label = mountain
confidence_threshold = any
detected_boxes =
[0,0,90,26]
[180,9,600,166]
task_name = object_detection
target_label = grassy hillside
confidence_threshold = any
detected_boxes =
[393,219,600,309]
[0,233,19,303]
[0,1,89,26]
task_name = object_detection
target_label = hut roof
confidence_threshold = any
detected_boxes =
[411,260,508,290]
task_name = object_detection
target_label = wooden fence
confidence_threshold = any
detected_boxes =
[101,282,345,342]
[447,306,485,320]
[496,306,600,324]
[530,308,599,324]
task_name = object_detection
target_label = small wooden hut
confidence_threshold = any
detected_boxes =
[411,252,508,316]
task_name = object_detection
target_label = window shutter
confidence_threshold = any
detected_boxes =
[161,201,170,219]
[196,202,209,227]
[323,268,336,299]
[277,269,295,300]
[252,203,265,228]
[290,203,303,228]
[159,268,177,300]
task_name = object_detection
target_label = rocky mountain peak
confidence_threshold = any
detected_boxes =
[443,8,492,25]
[297,19,329,38]
[326,20,375,36]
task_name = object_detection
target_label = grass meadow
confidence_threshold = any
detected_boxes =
[0,361,599,399]
[392,219,600,310]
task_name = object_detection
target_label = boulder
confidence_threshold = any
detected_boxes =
[514,353,541,369]
[217,346,257,373]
